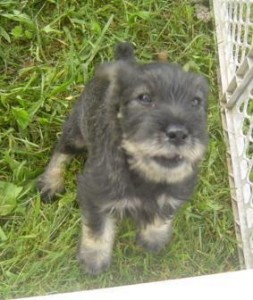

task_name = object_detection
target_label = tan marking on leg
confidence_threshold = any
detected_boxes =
[38,152,72,200]
[78,216,116,274]
[138,217,173,252]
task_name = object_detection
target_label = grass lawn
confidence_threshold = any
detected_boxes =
[0,0,240,298]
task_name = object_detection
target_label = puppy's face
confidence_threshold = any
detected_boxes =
[105,62,209,183]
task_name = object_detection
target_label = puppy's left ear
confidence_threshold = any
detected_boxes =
[94,62,128,118]
[194,75,209,98]
[95,61,135,98]
[95,62,122,103]
[95,62,119,84]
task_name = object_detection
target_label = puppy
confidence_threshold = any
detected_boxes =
[38,42,209,275]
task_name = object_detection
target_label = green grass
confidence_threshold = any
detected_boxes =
[0,0,239,298]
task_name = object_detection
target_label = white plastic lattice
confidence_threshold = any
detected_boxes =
[213,0,253,268]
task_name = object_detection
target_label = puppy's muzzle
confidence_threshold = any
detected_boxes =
[165,124,189,146]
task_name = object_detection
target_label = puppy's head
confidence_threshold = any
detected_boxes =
[97,56,208,184]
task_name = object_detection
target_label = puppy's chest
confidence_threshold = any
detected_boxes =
[102,194,185,218]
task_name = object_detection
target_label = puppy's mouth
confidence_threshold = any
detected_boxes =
[152,154,185,168]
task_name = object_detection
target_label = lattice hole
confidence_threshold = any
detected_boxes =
[246,99,253,116]
[239,101,245,113]
[241,3,248,22]
[242,117,251,136]
[248,27,253,47]
[246,141,253,160]
[249,169,253,184]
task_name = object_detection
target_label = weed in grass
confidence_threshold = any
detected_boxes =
[0,0,239,298]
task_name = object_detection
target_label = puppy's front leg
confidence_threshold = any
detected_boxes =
[78,211,116,275]
[137,216,173,253]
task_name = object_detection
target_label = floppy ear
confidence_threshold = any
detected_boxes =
[94,62,120,106]
[95,62,119,83]
[192,75,209,112]
[94,62,126,118]
[95,61,137,100]
[194,75,209,98]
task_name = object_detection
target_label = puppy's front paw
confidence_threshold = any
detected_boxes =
[78,220,115,275]
[37,171,64,202]
[137,233,169,253]
[77,247,111,275]
[137,218,173,253]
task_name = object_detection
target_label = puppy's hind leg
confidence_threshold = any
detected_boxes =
[37,100,86,202]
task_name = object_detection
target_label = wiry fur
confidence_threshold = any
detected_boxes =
[37,42,209,275]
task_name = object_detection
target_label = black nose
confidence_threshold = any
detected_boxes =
[166,125,189,145]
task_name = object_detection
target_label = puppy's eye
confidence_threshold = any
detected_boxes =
[137,94,152,105]
[191,97,202,107]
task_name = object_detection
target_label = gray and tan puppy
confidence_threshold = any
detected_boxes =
[38,42,209,275]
